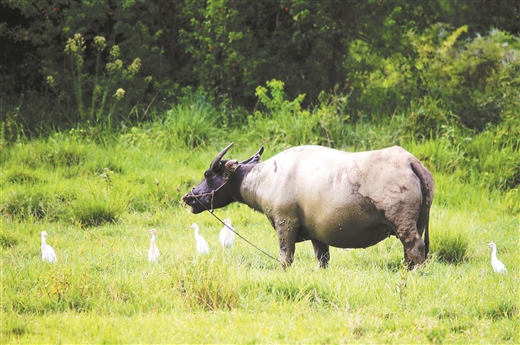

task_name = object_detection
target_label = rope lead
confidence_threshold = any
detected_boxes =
[188,189,279,263]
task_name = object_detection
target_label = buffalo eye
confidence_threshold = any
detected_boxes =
[204,170,211,179]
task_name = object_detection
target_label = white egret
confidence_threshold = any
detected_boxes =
[148,228,160,262]
[486,242,507,273]
[219,218,235,249]
[191,223,210,254]
[41,231,57,263]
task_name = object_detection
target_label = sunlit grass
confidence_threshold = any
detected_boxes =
[1,127,518,343]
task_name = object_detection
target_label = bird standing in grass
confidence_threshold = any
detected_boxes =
[219,218,235,250]
[486,242,507,273]
[192,223,210,254]
[148,228,160,262]
[41,231,57,263]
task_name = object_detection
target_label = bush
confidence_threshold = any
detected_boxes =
[72,198,122,227]
[0,231,19,249]
[162,88,221,149]
[1,190,72,222]
[248,79,323,147]
[71,173,126,227]
[461,102,520,190]
[431,229,469,265]
[408,26,520,131]
[119,87,221,150]
[177,257,239,311]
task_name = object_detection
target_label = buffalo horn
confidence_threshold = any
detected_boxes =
[241,146,265,164]
[210,142,235,171]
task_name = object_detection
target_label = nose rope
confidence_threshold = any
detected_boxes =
[186,186,279,263]
[185,179,230,212]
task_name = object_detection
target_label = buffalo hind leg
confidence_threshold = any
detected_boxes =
[396,222,426,269]
[311,239,330,268]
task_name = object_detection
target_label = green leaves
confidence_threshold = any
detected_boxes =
[255,79,305,116]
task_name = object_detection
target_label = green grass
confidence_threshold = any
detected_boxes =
[1,124,519,343]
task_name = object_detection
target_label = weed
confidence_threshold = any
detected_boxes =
[482,301,519,321]
[249,79,322,147]
[425,327,447,344]
[177,257,239,311]
[432,229,469,264]
[162,104,220,149]
[0,232,19,248]
[5,170,41,184]
[72,195,123,227]
[1,190,72,222]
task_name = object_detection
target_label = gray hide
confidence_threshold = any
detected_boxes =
[184,144,434,269]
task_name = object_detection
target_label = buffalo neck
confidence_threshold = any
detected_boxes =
[236,163,268,212]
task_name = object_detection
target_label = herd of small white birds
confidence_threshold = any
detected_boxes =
[41,222,507,273]
[41,218,236,264]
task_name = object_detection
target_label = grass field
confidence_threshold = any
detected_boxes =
[1,128,518,343]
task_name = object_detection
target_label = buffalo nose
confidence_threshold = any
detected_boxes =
[182,191,194,201]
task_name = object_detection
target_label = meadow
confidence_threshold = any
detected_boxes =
[1,110,519,343]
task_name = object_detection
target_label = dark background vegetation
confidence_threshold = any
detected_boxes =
[1,0,518,127]
[1,0,519,192]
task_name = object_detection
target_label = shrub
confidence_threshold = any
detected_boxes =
[408,25,520,131]
[162,88,221,149]
[431,229,469,264]
[177,257,239,311]
[5,170,41,184]
[72,199,121,227]
[248,79,322,147]
[40,33,149,128]
[1,190,72,222]
[462,119,520,190]
[0,232,19,249]
[72,179,126,227]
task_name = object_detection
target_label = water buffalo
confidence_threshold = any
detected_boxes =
[182,143,434,269]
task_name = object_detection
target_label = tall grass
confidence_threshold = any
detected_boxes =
[161,101,222,149]
[1,107,518,343]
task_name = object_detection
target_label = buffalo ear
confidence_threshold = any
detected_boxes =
[224,160,239,180]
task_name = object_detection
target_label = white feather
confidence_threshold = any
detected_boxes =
[148,229,160,262]
[192,223,210,254]
[41,231,57,263]
[219,218,235,249]
[487,242,507,273]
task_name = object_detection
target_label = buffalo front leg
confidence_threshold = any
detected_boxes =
[311,239,330,268]
[275,224,299,270]
[277,236,296,270]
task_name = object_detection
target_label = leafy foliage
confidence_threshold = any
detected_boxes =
[2,1,519,133]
